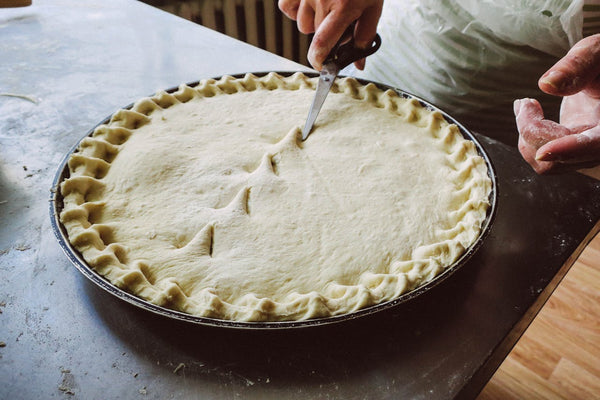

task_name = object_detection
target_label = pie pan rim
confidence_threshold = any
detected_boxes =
[49,71,498,330]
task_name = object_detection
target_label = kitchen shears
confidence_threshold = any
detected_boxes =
[302,23,382,140]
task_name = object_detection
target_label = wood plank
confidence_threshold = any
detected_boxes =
[507,334,560,380]
[201,0,218,31]
[243,0,259,47]
[223,0,239,39]
[560,262,600,298]
[282,14,294,60]
[262,0,277,54]
[478,233,600,399]
[549,358,600,399]
[480,355,568,400]
[522,317,600,378]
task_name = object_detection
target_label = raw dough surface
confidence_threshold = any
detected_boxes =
[60,73,491,321]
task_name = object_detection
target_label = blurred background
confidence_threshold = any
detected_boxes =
[142,0,312,66]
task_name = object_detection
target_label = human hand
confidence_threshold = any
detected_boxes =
[278,0,383,70]
[514,34,600,174]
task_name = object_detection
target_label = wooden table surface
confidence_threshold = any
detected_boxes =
[482,165,600,399]
[478,233,600,399]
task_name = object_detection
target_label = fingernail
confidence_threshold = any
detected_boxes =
[540,70,568,91]
[513,99,522,115]
[355,58,366,71]
[535,150,553,161]
[308,48,322,71]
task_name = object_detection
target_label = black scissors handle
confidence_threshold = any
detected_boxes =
[323,22,382,70]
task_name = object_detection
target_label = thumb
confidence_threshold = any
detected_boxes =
[536,125,600,162]
[539,34,600,97]
[308,13,354,70]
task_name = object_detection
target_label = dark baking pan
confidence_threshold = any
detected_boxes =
[49,71,498,329]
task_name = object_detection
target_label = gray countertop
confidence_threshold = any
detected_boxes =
[1,1,599,399]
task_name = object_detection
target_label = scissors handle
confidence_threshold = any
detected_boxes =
[323,22,382,70]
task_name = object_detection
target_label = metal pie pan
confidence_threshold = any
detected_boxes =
[50,71,498,330]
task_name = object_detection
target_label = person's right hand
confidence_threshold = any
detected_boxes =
[278,0,383,71]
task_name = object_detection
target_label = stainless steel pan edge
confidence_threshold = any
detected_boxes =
[49,71,498,330]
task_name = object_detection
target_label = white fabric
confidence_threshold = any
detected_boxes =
[347,0,587,142]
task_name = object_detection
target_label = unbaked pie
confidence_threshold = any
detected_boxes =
[59,72,492,322]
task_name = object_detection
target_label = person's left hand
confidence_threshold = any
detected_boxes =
[514,34,600,174]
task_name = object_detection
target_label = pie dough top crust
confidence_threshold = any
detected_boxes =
[60,72,492,322]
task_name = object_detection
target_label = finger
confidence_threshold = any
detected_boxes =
[354,58,366,70]
[353,2,383,48]
[297,0,315,34]
[514,98,571,149]
[308,12,355,70]
[536,125,600,162]
[278,0,300,20]
[538,34,600,97]
[559,91,600,131]
[518,135,556,174]
[313,0,327,30]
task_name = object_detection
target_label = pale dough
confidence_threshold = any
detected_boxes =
[60,73,491,321]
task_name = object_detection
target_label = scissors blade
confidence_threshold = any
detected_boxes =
[302,63,339,141]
